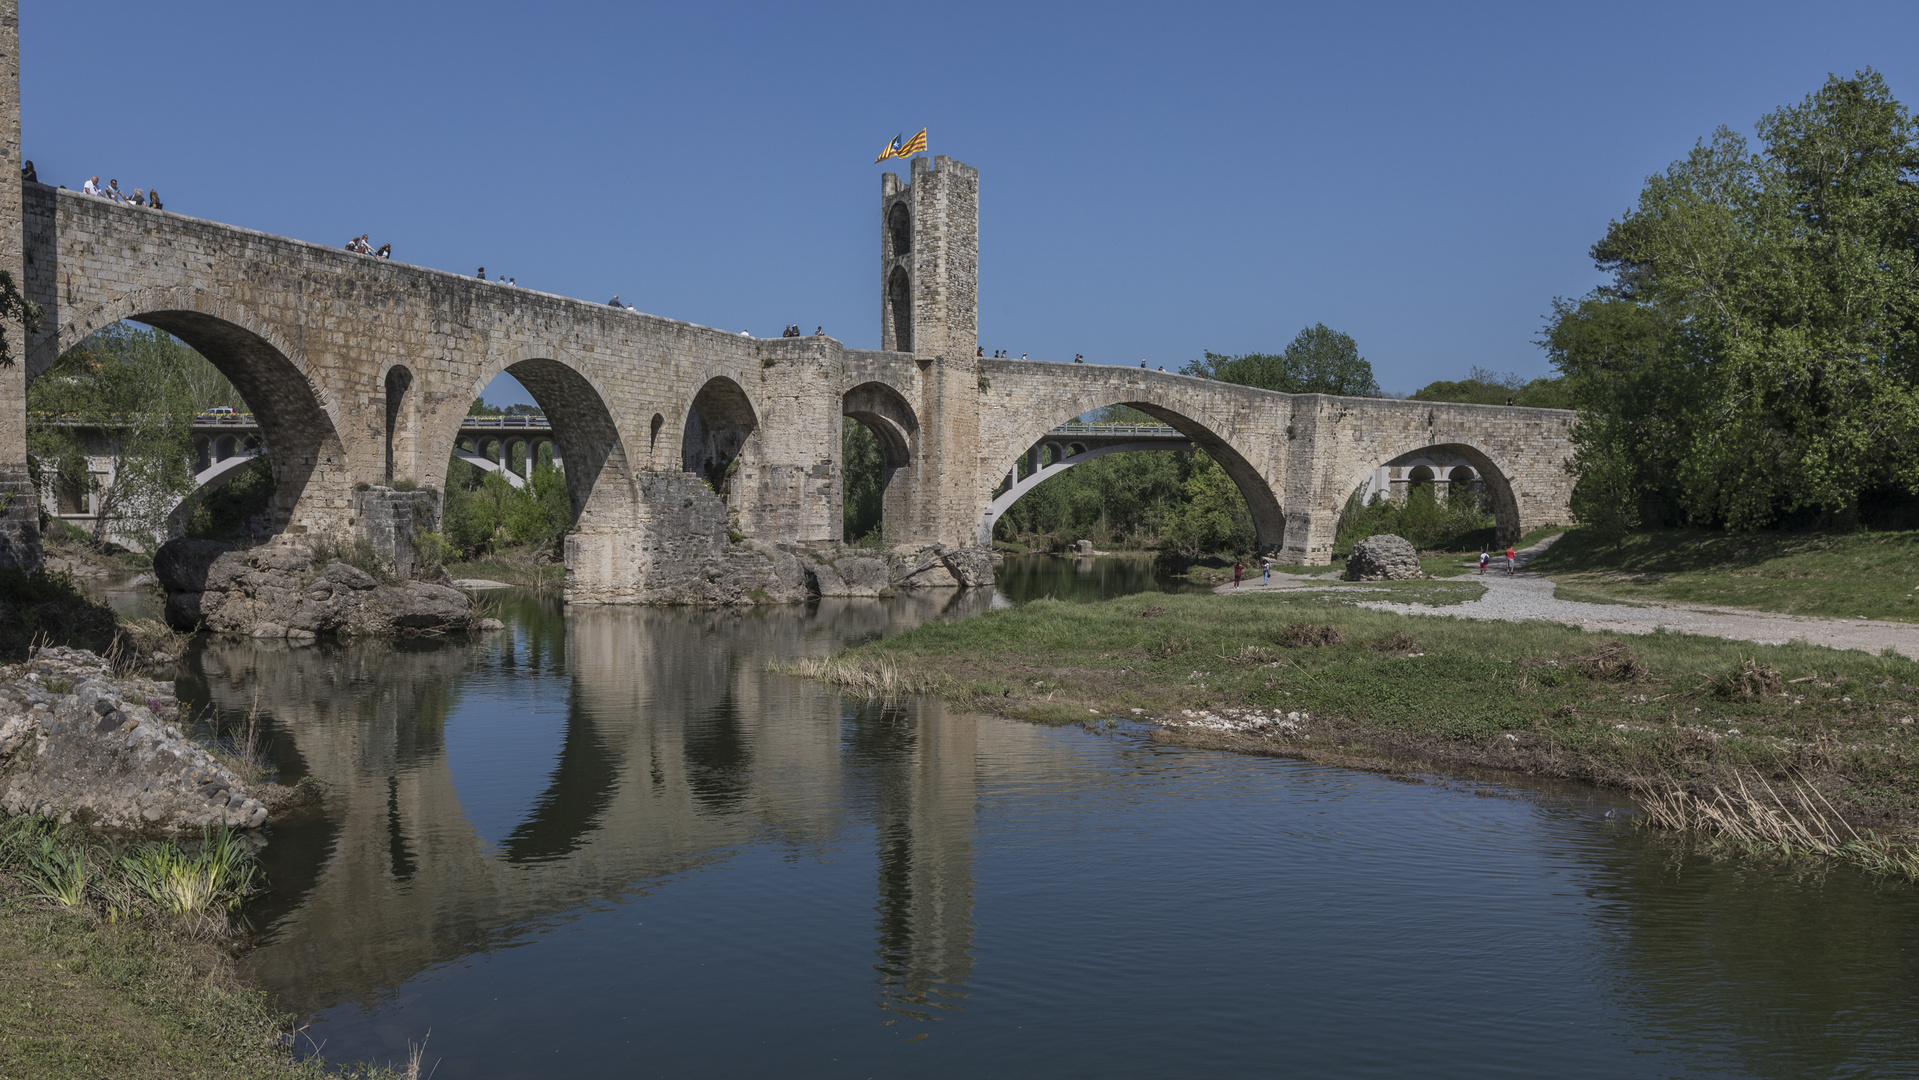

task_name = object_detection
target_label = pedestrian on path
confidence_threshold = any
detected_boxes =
[1262,558,1271,585]
[1233,560,1244,588]
[1505,546,1516,574]
[1478,550,1489,574]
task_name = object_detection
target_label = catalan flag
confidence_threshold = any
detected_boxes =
[874,128,928,162]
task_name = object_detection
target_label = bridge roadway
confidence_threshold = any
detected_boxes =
[1,134,1575,593]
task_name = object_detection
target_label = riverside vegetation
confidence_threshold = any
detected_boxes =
[0,814,420,1078]
[784,586,1919,882]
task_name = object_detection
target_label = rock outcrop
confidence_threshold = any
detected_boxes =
[0,647,269,832]
[156,537,478,638]
[1344,534,1424,581]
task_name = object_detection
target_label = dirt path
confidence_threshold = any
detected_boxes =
[1220,536,1919,660]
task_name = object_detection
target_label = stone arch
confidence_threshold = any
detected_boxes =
[384,364,415,483]
[1338,441,1523,544]
[39,300,350,537]
[887,267,912,352]
[494,359,631,528]
[888,201,912,258]
[841,381,919,540]
[682,377,758,498]
[985,396,1284,551]
[1406,464,1435,494]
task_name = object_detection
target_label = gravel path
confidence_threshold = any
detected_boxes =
[1219,536,1919,660]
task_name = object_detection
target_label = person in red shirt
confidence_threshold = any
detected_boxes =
[1506,546,1516,574]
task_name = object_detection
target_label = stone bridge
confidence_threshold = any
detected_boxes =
[0,16,1573,596]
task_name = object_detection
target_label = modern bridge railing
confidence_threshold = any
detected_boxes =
[1046,423,1181,436]
[462,415,551,428]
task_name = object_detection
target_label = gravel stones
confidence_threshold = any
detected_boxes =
[1345,534,1424,581]
[0,647,269,832]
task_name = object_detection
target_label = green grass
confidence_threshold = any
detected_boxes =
[788,589,1919,833]
[0,818,409,1079]
[1527,528,1919,621]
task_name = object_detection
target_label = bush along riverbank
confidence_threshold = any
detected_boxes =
[0,646,418,1078]
[781,588,1919,882]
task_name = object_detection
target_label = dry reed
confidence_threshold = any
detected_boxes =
[1636,768,1919,882]
[776,655,946,700]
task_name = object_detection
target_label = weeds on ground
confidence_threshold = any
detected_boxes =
[781,591,1919,833]
[1526,526,1919,621]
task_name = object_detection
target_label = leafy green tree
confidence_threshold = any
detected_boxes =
[26,323,241,548]
[842,418,886,541]
[1411,366,1572,409]
[1546,70,1919,531]
[1184,323,1381,396]
[1163,454,1256,556]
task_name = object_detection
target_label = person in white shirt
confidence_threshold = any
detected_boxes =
[83,176,101,197]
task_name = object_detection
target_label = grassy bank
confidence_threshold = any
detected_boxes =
[782,588,1919,850]
[1527,527,1919,621]
[0,818,409,1078]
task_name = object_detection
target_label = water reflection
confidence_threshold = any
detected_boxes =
[185,591,1006,1017]
[992,552,1197,603]
[171,579,1919,1077]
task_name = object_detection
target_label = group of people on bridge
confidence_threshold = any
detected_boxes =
[346,235,392,259]
[66,166,162,211]
[781,325,824,337]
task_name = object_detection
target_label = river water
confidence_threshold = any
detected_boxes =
[165,555,1919,1078]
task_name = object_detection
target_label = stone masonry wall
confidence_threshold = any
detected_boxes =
[22,153,1574,582]
[0,0,35,571]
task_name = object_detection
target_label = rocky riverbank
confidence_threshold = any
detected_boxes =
[0,647,274,833]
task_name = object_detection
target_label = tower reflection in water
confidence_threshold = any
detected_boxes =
[181,589,999,1021]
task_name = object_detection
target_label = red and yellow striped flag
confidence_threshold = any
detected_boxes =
[874,128,928,162]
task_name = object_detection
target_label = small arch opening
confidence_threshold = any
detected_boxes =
[888,202,912,258]
[683,378,758,497]
[841,381,918,542]
[888,267,912,352]
[385,364,414,482]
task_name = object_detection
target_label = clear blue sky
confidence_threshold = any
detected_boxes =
[24,1,1919,406]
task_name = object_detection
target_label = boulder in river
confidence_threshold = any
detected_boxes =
[155,536,479,638]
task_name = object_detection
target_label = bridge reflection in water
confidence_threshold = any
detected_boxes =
[183,589,1057,1024]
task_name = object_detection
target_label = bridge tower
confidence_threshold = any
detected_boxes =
[880,155,982,546]
[0,0,33,571]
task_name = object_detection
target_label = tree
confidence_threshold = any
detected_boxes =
[1183,323,1381,397]
[1163,454,1255,557]
[1545,70,1919,531]
[842,418,886,541]
[26,323,241,549]
[1411,366,1571,409]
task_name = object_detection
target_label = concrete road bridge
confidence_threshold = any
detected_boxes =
[0,14,1573,592]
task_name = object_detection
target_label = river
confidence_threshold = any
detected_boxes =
[163,554,1919,1078]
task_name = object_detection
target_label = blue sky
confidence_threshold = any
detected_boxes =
[25,1,1919,406]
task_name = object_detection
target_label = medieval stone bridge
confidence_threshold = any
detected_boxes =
[0,65,1573,600]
